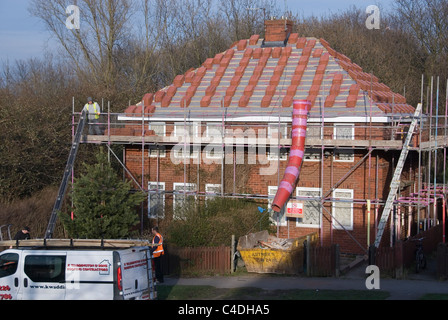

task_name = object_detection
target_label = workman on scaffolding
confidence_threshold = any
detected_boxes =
[83,97,103,135]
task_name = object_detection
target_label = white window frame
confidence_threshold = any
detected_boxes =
[267,147,288,161]
[148,145,166,158]
[332,189,354,230]
[149,122,166,136]
[172,145,200,159]
[205,123,224,159]
[268,186,287,226]
[303,148,322,162]
[148,182,165,218]
[333,124,355,162]
[205,184,222,201]
[333,124,355,140]
[174,122,200,138]
[295,187,322,228]
[306,125,323,140]
[267,123,288,140]
[173,183,197,218]
[267,123,288,161]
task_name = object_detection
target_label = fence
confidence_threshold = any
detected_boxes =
[307,243,340,277]
[161,244,231,276]
[437,243,448,280]
[160,240,341,277]
[373,224,443,277]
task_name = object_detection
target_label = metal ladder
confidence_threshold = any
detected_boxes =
[45,110,87,239]
[373,103,422,248]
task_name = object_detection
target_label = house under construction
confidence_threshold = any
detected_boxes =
[77,19,447,255]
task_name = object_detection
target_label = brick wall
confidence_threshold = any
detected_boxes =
[122,122,419,254]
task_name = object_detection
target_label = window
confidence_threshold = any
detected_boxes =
[148,145,166,158]
[173,183,197,218]
[174,122,199,138]
[172,146,200,159]
[205,123,224,159]
[303,148,321,162]
[0,253,19,278]
[334,149,355,162]
[24,255,66,283]
[206,123,223,138]
[334,124,354,162]
[268,123,288,140]
[306,125,323,140]
[334,124,354,140]
[268,186,286,226]
[205,184,222,201]
[296,188,321,227]
[148,182,165,218]
[267,147,288,161]
[149,122,166,136]
[332,189,354,230]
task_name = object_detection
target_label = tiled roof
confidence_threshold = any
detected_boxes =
[125,33,415,119]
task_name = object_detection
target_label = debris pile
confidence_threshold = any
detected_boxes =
[238,230,294,251]
[258,236,294,250]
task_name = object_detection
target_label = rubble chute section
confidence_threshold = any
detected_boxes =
[271,100,311,213]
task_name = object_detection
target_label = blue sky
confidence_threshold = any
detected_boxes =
[0,0,393,63]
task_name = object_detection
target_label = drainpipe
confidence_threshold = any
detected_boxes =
[271,100,311,212]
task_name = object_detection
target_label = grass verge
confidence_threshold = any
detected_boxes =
[157,285,390,300]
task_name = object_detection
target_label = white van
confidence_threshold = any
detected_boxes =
[0,239,156,300]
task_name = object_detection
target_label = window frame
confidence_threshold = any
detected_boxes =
[295,187,322,228]
[148,182,166,218]
[332,189,354,231]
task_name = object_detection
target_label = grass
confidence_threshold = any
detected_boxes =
[157,285,390,300]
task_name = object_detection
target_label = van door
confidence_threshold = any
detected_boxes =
[65,251,114,300]
[18,252,66,300]
[118,247,154,300]
[0,251,21,300]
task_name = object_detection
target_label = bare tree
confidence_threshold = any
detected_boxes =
[219,0,280,42]
[393,0,448,56]
[30,0,134,96]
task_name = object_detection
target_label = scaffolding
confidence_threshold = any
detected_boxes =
[70,76,447,252]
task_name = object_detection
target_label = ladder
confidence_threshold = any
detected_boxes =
[45,110,87,239]
[373,103,422,248]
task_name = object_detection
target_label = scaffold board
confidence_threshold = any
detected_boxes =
[0,238,156,249]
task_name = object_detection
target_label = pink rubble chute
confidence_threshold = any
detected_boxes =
[271,100,311,213]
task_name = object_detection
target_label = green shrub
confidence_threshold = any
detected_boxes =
[166,197,273,247]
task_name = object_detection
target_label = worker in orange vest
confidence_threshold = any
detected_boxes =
[150,226,164,283]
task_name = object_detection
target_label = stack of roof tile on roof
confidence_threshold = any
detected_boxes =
[124,32,415,118]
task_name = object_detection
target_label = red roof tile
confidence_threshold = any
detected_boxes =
[127,30,415,119]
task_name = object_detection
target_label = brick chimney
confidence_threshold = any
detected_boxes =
[264,18,293,42]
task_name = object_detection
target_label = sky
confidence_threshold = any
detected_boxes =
[0,0,394,64]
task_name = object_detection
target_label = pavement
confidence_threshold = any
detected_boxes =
[159,259,448,300]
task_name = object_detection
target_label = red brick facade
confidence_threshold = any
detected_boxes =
[122,122,418,254]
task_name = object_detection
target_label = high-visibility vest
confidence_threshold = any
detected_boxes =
[84,102,100,120]
[152,233,164,257]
